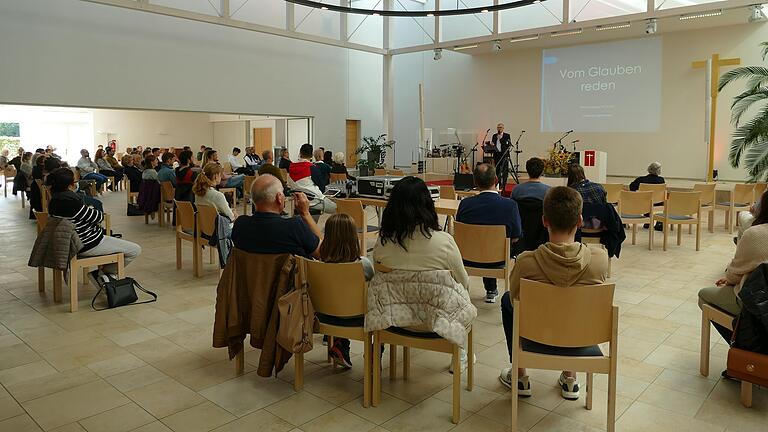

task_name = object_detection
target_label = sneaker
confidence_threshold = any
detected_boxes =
[328,343,353,369]
[499,368,532,397]
[448,353,476,374]
[322,335,328,346]
[654,222,664,232]
[485,290,499,303]
[86,270,102,288]
[558,372,580,400]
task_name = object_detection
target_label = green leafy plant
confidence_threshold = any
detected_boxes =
[719,42,768,182]
[355,134,395,173]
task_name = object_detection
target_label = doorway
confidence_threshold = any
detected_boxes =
[346,119,361,167]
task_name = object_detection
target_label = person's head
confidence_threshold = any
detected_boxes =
[152,147,161,156]
[121,154,133,167]
[95,149,105,160]
[323,151,333,164]
[333,152,345,165]
[204,149,218,165]
[379,176,440,250]
[525,157,545,180]
[161,152,175,166]
[183,146,191,151]
[319,214,361,263]
[97,145,103,150]
[17,147,24,156]
[43,157,60,174]
[313,148,323,162]
[200,145,206,151]
[178,150,192,167]
[47,167,75,193]
[142,149,152,158]
[232,147,241,156]
[192,162,223,196]
[46,145,54,152]
[753,191,768,226]
[1,149,8,157]
[300,144,313,159]
[37,154,48,168]
[497,123,504,134]
[647,162,662,176]
[542,186,583,238]
[106,147,115,156]
[261,150,273,164]
[251,173,285,213]
[80,149,89,158]
[143,154,157,170]
[567,164,586,187]
[132,153,142,166]
[281,148,290,159]
[22,152,32,163]
[473,163,497,191]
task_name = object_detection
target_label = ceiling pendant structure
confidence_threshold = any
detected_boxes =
[284,0,542,17]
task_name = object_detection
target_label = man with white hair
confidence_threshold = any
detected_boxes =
[629,161,665,192]
[77,149,109,190]
[231,174,321,258]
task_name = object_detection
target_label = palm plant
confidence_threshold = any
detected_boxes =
[719,42,768,182]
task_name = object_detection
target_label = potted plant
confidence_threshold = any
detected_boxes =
[543,148,573,177]
[719,41,768,182]
[355,134,395,176]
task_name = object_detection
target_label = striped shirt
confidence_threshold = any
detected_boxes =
[49,191,105,252]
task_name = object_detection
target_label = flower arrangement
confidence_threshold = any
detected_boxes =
[543,148,573,177]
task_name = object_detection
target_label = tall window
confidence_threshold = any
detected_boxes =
[0,122,21,156]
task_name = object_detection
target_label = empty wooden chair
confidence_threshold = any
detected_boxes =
[175,200,200,275]
[329,173,347,184]
[295,258,372,406]
[618,190,654,249]
[440,185,457,200]
[511,280,618,432]
[3,166,16,197]
[601,183,624,206]
[698,298,734,377]
[693,183,717,233]
[195,204,220,278]
[715,183,755,234]
[652,191,702,251]
[754,182,767,201]
[33,211,57,300]
[336,199,378,256]
[639,183,666,210]
[159,181,176,228]
[241,175,257,215]
[453,222,512,293]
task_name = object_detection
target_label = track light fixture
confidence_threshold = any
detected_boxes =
[749,4,767,23]
[433,48,443,61]
[283,0,540,17]
[492,40,502,52]
[645,18,658,34]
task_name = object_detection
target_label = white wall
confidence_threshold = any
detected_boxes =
[393,23,768,181]
[93,109,212,153]
[212,121,247,161]
[0,0,383,160]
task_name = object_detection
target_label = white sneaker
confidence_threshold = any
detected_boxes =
[499,368,532,397]
[448,353,476,374]
[558,372,580,400]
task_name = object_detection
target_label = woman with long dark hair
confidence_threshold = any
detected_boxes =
[567,163,606,205]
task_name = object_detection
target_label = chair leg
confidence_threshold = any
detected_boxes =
[372,332,381,407]
[175,236,182,270]
[729,208,734,234]
[607,369,617,432]
[451,344,461,424]
[663,222,669,251]
[708,210,714,233]
[586,373,593,410]
[677,224,682,246]
[38,267,45,292]
[740,381,753,408]
[700,310,711,377]
[631,223,636,245]
[696,221,701,252]
[234,350,244,375]
[402,347,410,380]
[363,333,371,408]
[53,270,62,302]
[82,268,89,287]
[328,336,334,364]
[389,345,397,381]
[294,352,304,391]
[194,240,202,278]
[467,329,474,391]
[688,224,692,235]
[69,266,78,313]
[648,221,653,250]
[209,245,215,265]
[117,254,125,279]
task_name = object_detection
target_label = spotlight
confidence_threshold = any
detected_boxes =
[492,40,502,52]
[645,18,657,34]
[749,4,767,23]
[433,48,442,61]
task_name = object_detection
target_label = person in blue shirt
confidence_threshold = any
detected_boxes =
[511,157,550,201]
[456,163,522,303]
[157,152,177,187]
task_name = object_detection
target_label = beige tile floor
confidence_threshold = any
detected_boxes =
[0,189,765,432]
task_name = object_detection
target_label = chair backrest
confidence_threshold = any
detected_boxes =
[174,200,196,232]
[279,168,288,182]
[389,169,405,176]
[160,181,175,202]
[754,182,767,200]
[618,190,653,216]
[4,166,16,178]
[693,183,716,206]
[519,279,615,347]
[243,175,257,198]
[196,204,218,237]
[666,191,701,216]
[35,179,51,212]
[302,258,367,318]
[440,185,456,200]
[330,173,347,183]
[453,222,507,264]
[639,183,666,203]
[601,183,623,205]
[33,211,49,234]
[374,168,386,176]
[733,183,756,205]
[223,162,233,174]
[336,199,366,231]
[513,197,548,253]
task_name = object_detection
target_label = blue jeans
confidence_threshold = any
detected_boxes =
[83,172,108,189]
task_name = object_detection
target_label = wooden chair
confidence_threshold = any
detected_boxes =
[159,181,175,228]
[652,191,702,251]
[34,179,51,213]
[126,182,138,205]
[716,184,755,234]
[639,183,666,211]
[219,187,237,208]
[754,182,767,201]
[174,200,200,276]
[195,204,220,278]
[279,168,289,182]
[336,199,378,256]
[3,166,16,197]
[388,169,405,176]
[104,175,116,192]
[440,185,457,200]
[453,222,512,293]
[511,280,618,432]
[698,299,734,378]
[33,211,58,301]
[693,183,717,233]
[618,190,653,249]
[601,183,624,206]
[223,162,233,175]
[374,168,386,176]
[329,173,347,184]
[242,175,257,215]
[295,258,372,406]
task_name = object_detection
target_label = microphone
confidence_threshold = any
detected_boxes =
[571,140,580,144]
[486,128,491,133]
[566,129,574,133]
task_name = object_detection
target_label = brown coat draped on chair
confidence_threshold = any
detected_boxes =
[213,249,297,377]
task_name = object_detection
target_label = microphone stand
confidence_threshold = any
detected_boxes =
[511,130,525,185]
[552,130,573,152]
[479,128,491,164]
[496,136,517,193]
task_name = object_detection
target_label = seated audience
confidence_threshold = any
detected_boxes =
[77,149,108,190]
[208,150,245,194]
[94,148,123,188]
[8,148,23,171]
[232,175,321,258]
[568,163,607,229]
[511,157,550,201]
[141,155,159,180]
[45,145,61,160]
[14,152,33,196]
[629,161,665,192]
[228,147,245,173]
[323,151,333,166]
[278,148,292,170]
[104,147,123,174]
[738,190,765,242]
[47,167,141,285]
[258,150,286,189]
[313,148,331,189]
[131,153,143,169]
[0,149,8,169]
[193,163,236,221]
[243,147,261,170]
[157,152,177,187]
[331,152,355,181]
[152,148,161,158]
[288,144,336,214]
[699,191,768,340]
[175,150,198,202]
[122,155,142,193]
[319,213,375,368]
[499,186,609,400]
[456,163,521,303]
[197,145,206,164]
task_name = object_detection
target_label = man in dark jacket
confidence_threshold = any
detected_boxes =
[629,162,665,191]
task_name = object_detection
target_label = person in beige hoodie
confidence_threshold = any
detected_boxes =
[499,186,609,400]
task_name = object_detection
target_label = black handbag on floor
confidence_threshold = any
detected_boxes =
[91,277,157,310]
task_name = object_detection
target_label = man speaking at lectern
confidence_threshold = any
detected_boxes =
[489,123,512,166]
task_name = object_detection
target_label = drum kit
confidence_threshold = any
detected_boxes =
[429,143,463,158]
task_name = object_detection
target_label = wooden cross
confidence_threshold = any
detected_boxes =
[692,54,741,182]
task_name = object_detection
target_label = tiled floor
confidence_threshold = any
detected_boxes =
[0,189,765,432]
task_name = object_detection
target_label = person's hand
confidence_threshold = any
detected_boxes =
[294,192,310,216]
[715,277,729,287]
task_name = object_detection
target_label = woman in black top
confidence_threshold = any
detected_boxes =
[47,168,141,283]
[122,155,142,193]
[330,152,355,181]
